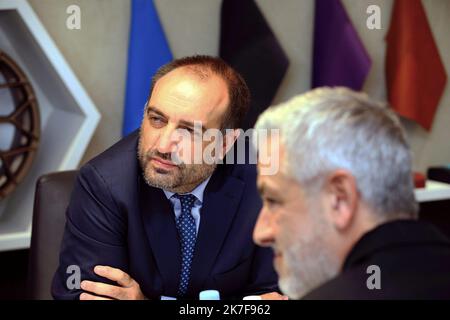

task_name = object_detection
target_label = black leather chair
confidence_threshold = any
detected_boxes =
[28,170,78,299]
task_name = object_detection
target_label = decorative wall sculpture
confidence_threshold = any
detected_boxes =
[0,51,40,200]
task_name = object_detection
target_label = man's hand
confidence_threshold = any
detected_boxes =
[79,265,146,300]
[260,292,289,300]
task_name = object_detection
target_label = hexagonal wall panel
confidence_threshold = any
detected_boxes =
[0,0,100,251]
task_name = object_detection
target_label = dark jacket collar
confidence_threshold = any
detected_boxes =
[343,219,450,271]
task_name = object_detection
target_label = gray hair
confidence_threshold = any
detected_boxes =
[255,87,418,219]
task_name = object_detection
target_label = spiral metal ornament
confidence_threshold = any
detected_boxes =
[0,51,40,199]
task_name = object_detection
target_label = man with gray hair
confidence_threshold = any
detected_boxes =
[253,87,450,299]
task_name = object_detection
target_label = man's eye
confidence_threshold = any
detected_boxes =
[265,197,279,207]
[181,127,201,137]
[150,116,165,127]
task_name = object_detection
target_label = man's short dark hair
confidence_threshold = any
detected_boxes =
[148,55,251,129]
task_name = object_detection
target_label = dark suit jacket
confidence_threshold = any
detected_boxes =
[52,131,277,300]
[303,220,450,299]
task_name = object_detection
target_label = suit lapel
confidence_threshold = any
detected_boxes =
[139,175,181,297]
[187,166,245,296]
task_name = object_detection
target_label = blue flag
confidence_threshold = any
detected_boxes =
[122,0,172,136]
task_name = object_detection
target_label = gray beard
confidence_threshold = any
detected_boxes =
[138,137,216,193]
[278,220,340,299]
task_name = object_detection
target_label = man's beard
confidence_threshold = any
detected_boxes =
[138,138,217,193]
[277,211,340,300]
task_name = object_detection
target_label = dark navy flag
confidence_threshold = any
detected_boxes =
[220,0,289,130]
[312,0,371,90]
[122,0,172,136]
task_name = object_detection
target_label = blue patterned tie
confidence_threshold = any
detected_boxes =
[174,194,197,297]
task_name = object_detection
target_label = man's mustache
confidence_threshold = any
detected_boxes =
[144,149,185,167]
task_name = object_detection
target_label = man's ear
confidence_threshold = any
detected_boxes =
[221,129,240,158]
[324,170,359,231]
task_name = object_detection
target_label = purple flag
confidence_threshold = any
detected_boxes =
[312,0,371,90]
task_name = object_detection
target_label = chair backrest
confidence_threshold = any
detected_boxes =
[28,170,78,300]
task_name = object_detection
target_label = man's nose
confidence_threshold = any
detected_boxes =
[253,208,275,247]
[157,127,177,154]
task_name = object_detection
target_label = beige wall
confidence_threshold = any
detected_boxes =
[28,0,130,165]
[29,0,450,172]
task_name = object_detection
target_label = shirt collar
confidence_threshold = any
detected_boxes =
[162,175,212,204]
